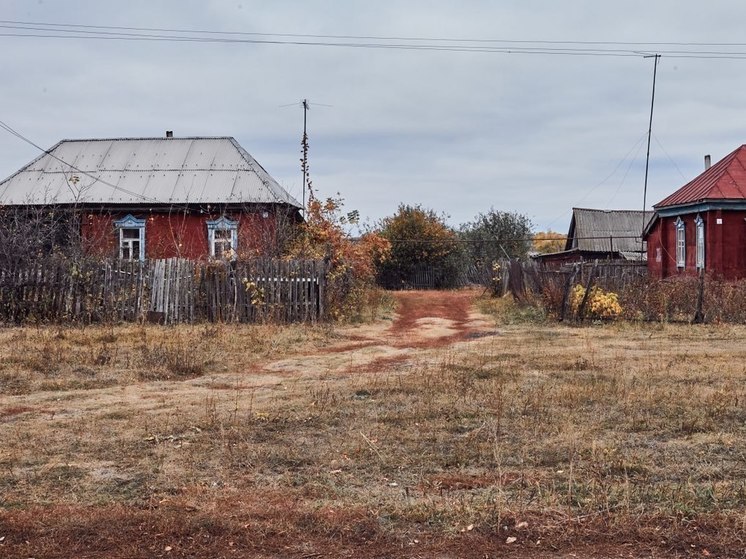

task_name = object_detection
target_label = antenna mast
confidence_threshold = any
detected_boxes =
[301,98,309,217]
[641,54,660,252]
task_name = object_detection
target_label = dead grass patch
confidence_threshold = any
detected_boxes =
[2,295,746,557]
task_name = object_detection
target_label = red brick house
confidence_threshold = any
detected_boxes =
[645,145,746,279]
[0,135,302,260]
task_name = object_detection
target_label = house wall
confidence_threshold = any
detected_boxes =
[646,209,746,279]
[81,209,281,260]
[535,250,628,269]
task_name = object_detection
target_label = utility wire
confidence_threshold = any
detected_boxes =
[0,119,168,205]
[544,132,648,231]
[2,20,746,58]
[652,133,689,181]
[5,19,746,48]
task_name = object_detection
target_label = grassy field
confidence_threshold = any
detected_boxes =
[1,292,745,558]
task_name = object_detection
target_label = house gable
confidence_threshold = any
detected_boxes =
[655,145,746,210]
[647,146,746,280]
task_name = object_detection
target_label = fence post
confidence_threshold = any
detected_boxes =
[577,260,598,321]
[559,264,580,322]
[693,268,705,324]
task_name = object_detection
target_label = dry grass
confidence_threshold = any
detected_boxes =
[1,297,746,557]
[0,322,333,393]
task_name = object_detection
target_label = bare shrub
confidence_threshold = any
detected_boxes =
[619,275,746,323]
[138,336,211,380]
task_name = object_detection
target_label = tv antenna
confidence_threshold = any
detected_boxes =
[279,99,332,217]
[641,53,661,252]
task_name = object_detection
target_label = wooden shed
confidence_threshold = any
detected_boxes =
[534,208,652,267]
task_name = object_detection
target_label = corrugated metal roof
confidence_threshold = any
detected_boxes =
[567,208,653,252]
[655,145,746,208]
[0,137,301,207]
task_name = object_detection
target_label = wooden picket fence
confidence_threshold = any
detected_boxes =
[0,257,327,325]
[490,259,648,298]
[148,258,326,324]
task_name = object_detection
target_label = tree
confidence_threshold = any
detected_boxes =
[285,190,390,319]
[375,204,463,289]
[0,206,83,266]
[532,230,567,254]
[459,208,533,263]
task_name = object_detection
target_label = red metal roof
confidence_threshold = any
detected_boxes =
[655,145,746,208]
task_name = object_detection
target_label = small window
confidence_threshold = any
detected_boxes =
[695,215,705,270]
[675,217,685,268]
[207,217,238,259]
[213,229,233,258]
[114,215,146,261]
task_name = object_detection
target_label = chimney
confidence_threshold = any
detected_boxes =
[705,154,711,170]
[165,130,173,138]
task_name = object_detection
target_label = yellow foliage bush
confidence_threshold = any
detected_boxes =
[570,284,622,319]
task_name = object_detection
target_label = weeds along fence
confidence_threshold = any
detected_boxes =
[0,257,327,325]
[492,260,646,296]
[500,259,746,323]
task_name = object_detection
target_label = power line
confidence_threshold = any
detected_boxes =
[544,132,648,231]
[3,20,746,58]
[652,133,688,181]
[5,19,746,48]
[0,119,165,205]
[0,31,639,56]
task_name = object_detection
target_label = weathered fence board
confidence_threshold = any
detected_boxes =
[0,257,327,325]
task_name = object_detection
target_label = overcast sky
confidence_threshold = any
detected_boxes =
[3,0,746,233]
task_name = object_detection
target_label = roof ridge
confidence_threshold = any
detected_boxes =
[655,145,746,208]
[573,207,652,213]
[59,136,235,142]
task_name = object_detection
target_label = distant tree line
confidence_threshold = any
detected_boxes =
[373,204,545,289]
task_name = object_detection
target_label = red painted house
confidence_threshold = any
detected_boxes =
[0,135,302,260]
[645,145,746,279]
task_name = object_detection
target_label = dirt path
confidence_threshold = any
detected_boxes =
[2,292,721,558]
[1,289,497,429]
[261,289,495,376]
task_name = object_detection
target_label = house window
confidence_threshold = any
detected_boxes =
[207,216,238,259]
[695,215,705,270]
[114,215,146,261]
[675,217,685,268]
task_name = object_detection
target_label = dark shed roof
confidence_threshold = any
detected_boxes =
[566,208,654,253]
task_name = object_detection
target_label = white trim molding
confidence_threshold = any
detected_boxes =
[675,216,685,268]
[114,214,146,261]
[695,214,705,270]
[207,216,238,259]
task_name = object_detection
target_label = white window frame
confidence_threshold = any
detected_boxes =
[695,214,705,270]
[114,214,146,261]
[675,217,685,268]
[207,216,238,259]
